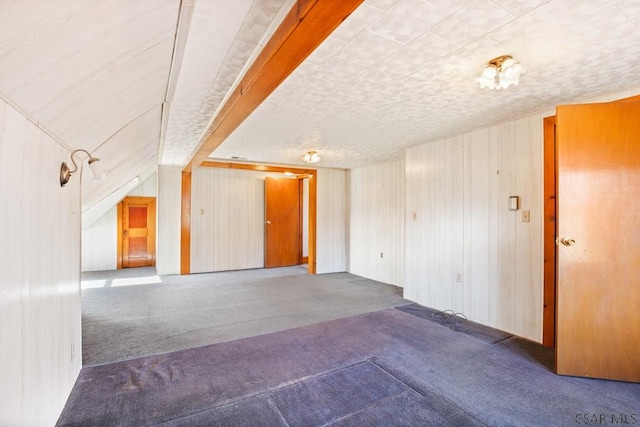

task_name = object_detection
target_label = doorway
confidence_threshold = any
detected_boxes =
[117,196,156,268]
[264,177,302,268]
[181,162,318,275]
[549,100,640,382]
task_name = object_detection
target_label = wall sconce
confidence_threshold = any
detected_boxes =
[60,149,103,187]
[303,151,320,163]
[475,55,525,90]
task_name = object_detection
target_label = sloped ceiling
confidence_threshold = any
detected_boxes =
[0,0,175,211]
[0,0,290,211]
[2,0,640,210]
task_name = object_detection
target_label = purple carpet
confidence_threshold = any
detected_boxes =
[57,307,640,426]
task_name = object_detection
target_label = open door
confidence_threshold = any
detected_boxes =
[265,178,301,268]
[555,101,640,382]
[117,196,156,268]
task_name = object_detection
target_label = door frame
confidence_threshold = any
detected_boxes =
[117,196,157,269]
[180,161,317,275]
[542,115,557,348]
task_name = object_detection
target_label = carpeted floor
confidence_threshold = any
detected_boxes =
[59,306,640,426]
[81,266,408,365]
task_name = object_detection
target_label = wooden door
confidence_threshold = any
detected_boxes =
[556,102,640,382]
[265,178,301,268]
[118,197,156,268]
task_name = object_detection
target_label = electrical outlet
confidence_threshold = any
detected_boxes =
[456,273,462,283]
[522,210,530,222]
[380,252,384,259]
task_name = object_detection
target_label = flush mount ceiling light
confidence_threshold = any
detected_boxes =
[60,148,104,187]
[303,151,320,163]
[475,55,525,90]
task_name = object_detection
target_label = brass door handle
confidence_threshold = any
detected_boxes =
[561,237,575,246]
[266,220,272,225]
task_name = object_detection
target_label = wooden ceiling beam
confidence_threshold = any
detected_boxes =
[184,0,363,171]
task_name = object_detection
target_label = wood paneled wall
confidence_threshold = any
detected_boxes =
[81,173,156,272]
[82,206,117,271]
[405,117,543,342]
[189,166,346,274]
[316,169,347,274]
[190,167,283,273]
[0,99,82,425]
[157,166,182,275]
[348,160,405,287]
[127,172,157,197]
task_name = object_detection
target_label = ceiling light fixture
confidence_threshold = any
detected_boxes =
[60,149,103,187]
[303,151,320,163]
[475,55,524,90]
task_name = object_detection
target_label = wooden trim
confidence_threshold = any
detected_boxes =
[543,115,557,348]
[298,177,304,264]
[185,0,364,169]
[618,94,640,102]
[116,202,123,269]
[180,171,192,275]
[201,161,316,175]
[308,173,317,274]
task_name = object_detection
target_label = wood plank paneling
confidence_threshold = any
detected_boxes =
[497,122,517,332]
[405,116,544,342]
[127,172,157,197]
[82,206,117,272]
[190,167,284,273]
[157,166,182,275]
[316,169,347,274]
[515,116,543,340]
[0,99,81,426]
[348,160,404,287]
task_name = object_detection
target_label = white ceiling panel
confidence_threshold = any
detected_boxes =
[82,105,163,210]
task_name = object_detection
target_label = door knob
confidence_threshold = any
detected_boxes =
[561,237,576,246]
[266,220,272,225]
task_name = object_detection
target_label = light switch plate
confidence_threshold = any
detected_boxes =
[508,196,519,211]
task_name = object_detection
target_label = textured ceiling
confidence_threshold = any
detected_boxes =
[2,0,640,210]
[160,0,291,165]
[211,0,640,169]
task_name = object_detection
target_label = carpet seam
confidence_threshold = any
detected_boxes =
[149,359,379,425]
[318,389,421,427]
[368,358,490,427]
